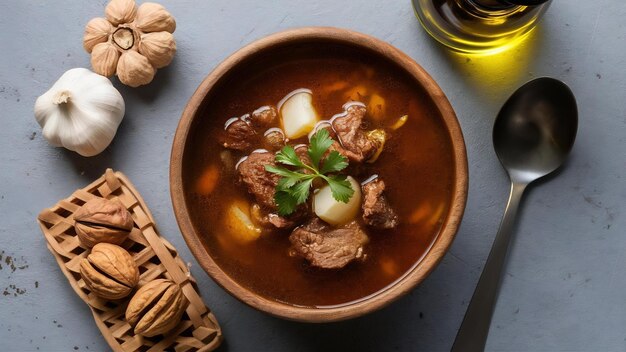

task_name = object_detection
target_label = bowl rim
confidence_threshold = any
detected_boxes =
[170,26,468,322]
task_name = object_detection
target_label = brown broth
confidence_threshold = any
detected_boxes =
[183,45,455,307]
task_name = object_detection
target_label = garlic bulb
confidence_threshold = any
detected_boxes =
[34,68,125,157]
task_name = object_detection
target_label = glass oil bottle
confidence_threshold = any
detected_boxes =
[413,0,551,54]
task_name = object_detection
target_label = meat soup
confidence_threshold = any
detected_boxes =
[183,45,456,307]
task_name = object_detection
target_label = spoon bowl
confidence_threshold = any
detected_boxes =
[453,77,577,351]
[494,77,578,183]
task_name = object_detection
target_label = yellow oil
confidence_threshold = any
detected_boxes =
[413,0,550,54]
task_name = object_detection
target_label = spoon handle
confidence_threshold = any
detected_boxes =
[451,182,527,352]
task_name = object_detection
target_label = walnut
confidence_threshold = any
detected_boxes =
[125,279,187,337]
[73,198,134,248]
[83,0,176,87]
[79,243,139,299]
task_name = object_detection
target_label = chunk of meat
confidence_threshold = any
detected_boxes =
[269,214,298,229]
[251,106,278,127]
[239,149,311,227]
[314,123,361,165]
[362,178,399,229]
[250,203,308,230]
[289,218,369,269]
[328,140,361,162]
[294,144,313,169]
[295,143,326,188]
[221,118,256,151]
[331,104,380,162]
[237,152,280,209]
[262,128,286,151]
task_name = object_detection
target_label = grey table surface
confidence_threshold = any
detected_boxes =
[1,1,625,351]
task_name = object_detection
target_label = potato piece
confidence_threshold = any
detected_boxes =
[368,93,386,120]
[224,200,262,243]
[278,89,319,139]
[313,176,362,226]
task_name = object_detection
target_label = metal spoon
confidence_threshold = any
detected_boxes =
[452,77,578,352]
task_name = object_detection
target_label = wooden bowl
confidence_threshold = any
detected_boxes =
[170,27,468,322]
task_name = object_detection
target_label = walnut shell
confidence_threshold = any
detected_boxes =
[125,279,187,337]
[74,198,133,248]
[79,243,139,299]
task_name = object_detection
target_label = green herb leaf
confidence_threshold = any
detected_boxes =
[265,165,301,179]
[274,190,298,216]
[308,128,333,169]
[289,179,313,205]
[268,129,356,215]
[320,150,349,174]
[326,174,355,203]
[275,145,306,168]
[277,176,299,190]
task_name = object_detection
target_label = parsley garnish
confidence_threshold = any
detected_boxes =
[265,129,354,216]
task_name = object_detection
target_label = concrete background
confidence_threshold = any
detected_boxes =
[1,1,625,351]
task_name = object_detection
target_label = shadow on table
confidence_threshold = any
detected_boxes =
[55,111,137,181]
[427,23,550,111]
[252,276,460,352]
[113,55,178,104]
[58,149,115,182]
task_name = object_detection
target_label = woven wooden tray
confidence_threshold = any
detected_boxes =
[37,169,222,352]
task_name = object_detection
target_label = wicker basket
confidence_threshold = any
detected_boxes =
[37,169,222,352]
